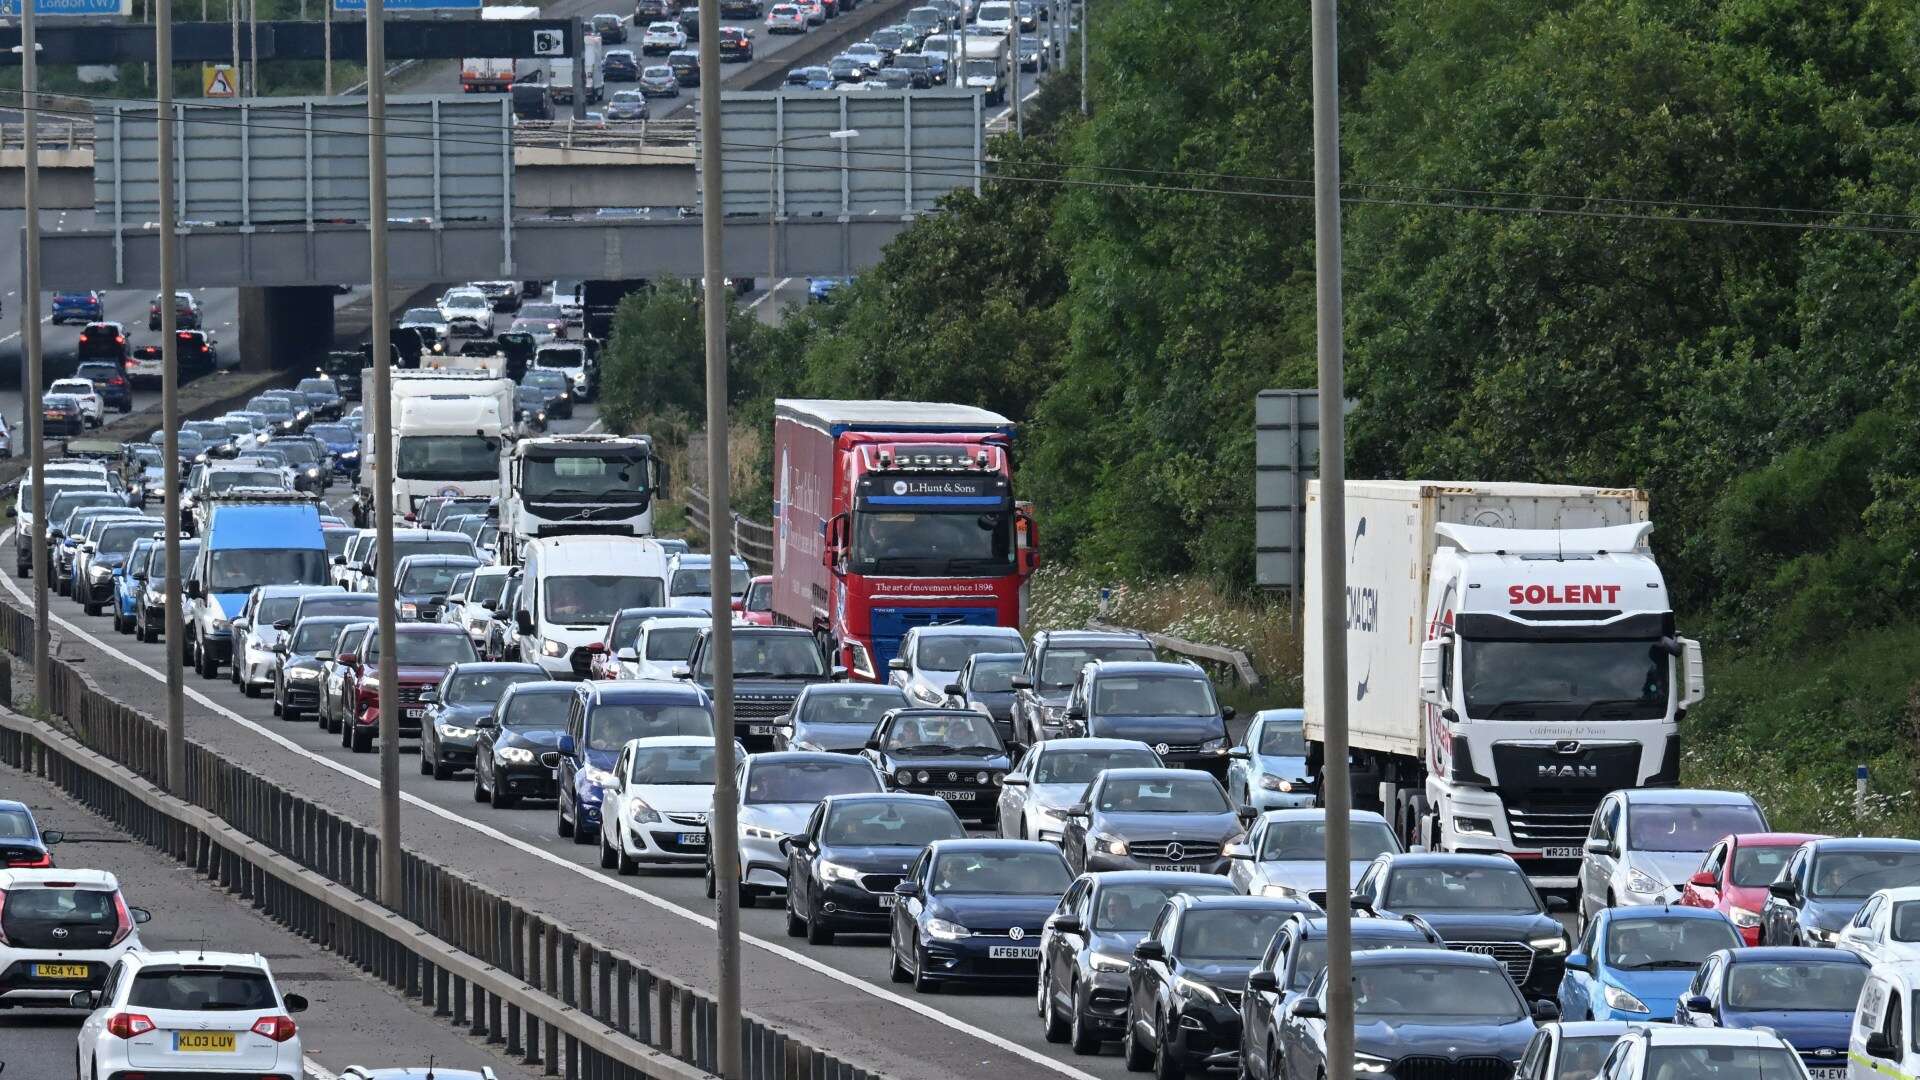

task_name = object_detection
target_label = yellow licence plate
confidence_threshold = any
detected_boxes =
[33,963,90,979]
[175,1031,237,1052]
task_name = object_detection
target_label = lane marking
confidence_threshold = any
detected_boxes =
[746,277,792,311]
[304,1058,340,1080]
[0,529,1100,1080]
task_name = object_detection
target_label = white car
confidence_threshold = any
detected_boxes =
[766,4,807,31]
[600,735,731,872]
[76,950,307,1078]
[1224,807,1402,901]
[50,377,106,427]
[0,868,151,1008]
[641,20,687,52]
[1840,886,1920,967]
[446,565,515,650]
[1599,1025,1813,1080]
[886,623,1025,708]
[438,287,492,325]
[621,615,709,681]
[0,411,12,457]
[972,0,1013,31]
[994,737,1159,844]
[508,317,559,346]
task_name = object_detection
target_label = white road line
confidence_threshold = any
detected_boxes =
[0,531,1100,1080]
[990,85,1046,124]
[303,1058,340,1080]
[746,277,792,311]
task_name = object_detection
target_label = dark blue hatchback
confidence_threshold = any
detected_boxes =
[1674,946,1866,1075]
[889,838,1072,992]
[0,799,63,869]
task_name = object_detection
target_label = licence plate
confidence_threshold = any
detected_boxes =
[1152,864,1207,872]
[934,790,975,801]
[877,894,896,908]
[405,707,426,720]
[748,724,775,736]
[1810,1070,1845,1080]
[678,832,707,846]
[1542,846,1580,859]
[989,945,1039,960]
[175,1031,237,1052]
[33,963,89,979]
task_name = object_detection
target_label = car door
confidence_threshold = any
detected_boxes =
[791,803,826,912]
[560,694,588,818]
[1231,817,1266,893]
[1228,715,1261,804]
[888,630,916,692]
[1764,847,1810,945]
[1041,877,1087,1010]
[604,744,631,827]
[1581,795,1620,919]
[892,850,929,965]
[1061,775,1097,872]
[1244,925,1290,1072]
[1013,640,1042,745]
[1130,905,1173,1046]
[1280,972,1326,1080]
[997,748,1030,838]
[1561,913,1602,1019]
[861,713,894,779]
[1844,894,1885,962]
[1513,1029,1550,1080]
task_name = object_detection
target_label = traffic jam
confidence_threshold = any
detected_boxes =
[8,304,1920,1080]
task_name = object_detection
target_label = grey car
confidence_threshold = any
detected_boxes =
[1578,788,1767,926]
[605,90,650,121]
[704,752,885,905]
[888,624,1025,710]
[1061,768,1252,876]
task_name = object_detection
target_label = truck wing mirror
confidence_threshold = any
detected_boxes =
[1417,638,1446,706]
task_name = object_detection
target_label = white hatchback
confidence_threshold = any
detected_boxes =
[76,949,307,1078]
[600,735,729,872]
[0,868,151,1007]
[50,377,106,427]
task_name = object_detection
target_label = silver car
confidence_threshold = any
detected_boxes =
[1224,808,1401,902]
[704,752,884,905]
[995,737,1160,844]
[1578,788,1767,925]
[1060,767,1251,876]
[887,623,1025,709]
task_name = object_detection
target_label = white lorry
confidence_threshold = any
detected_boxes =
[958,35,1009,104]
[462,6,542,92]
[541,38,605,105]
[500,434,660,562]
[355,369,515,524]
[1303,480,1705,890]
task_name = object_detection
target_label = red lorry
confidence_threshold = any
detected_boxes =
[770,399,1038,680]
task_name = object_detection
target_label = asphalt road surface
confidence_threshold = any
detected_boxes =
[0,764,539,1080]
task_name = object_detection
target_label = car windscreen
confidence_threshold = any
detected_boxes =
[587,703,713,749]
[291,620,357,652]
[400,562,477,595]
[1176,908,1293,962]
[368,632,478,667]
[1640,1046,1804,1079]
[1091,881,1233,932]
[97,523,159,555]
[1261,819,1399,862]
[671,565,752,597]
[297,379,336,395]
[255,596,303,627]
[324,531,355,557]
[1552,1037,1618,1080]
[1384,865,1541,913]
[1095,776,1227,813]
[128,968,277,1011]
[536,349,583,368]
[1627,803,1766,853]
[208,471,286,493]
[930,849,1069,895]
[1730,844,1795,887]
[544,575,667,625]
[883,712,1002,752]
[309,424,353,443]
[644,626,700,661]
[1093,675,1217,718]
[524,371,569,391]
[206,550,330,592]
[1287,936,1430,990]
[1348,962,1527,1022]
[1036,646,1157,692]
[800,688,908,727]
[499,689,572,729]
[1604,915,1742,969]
[823,800,963,846]
[469,574,510,609]
[700,634,824,678]
[914,634,1019,672]
[1808,850,1920,899]
[1257,722,1307,756]
[445,669,543,705]
[1032,747,1159,784]
[391,539,477,566]
[744,759,881,804]
[629,743,716,784]
[298,596,378,622]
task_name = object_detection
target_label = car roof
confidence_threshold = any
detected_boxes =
[1351,946,1490,969]
[1259,807,1390,826]
[1726,832,1824,847]
[624,735,717,748]
[1035,737,1156,753]
[912,624,1023,640]
[1381,851,1523,870]
[1547,1021,1640,1038]
[749,751,868,768]
[396,553,484,566]
[1084,869,1237,889]
[1253,708,1305,724]
[502,680,576,698]
[447,662,545,675]
[1088,661,1203,678]
[386,622,467,635]
[925,838,1058,856]
[1641,1026,1791,1048]
[1867,886,1920,902]
[0,868,120,888]
[1096,767,1213,783]
[1599,904,1739,923]
[1723,946,1868,966]
[1179,894,1313,913]
[0,799,31,815]
[1805,836,1920,852]
[1619,788,1757,806]
[1038,629,1152,647]
[1292,915,1438,942]
[130,949,268,969]
[254,584,330,598]
[584,681,708,705]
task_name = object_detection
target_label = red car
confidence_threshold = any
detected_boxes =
[1678,831,1825,945]
[337,623,477,753]
[739,575,775,626]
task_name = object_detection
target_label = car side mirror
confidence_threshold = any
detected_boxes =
[1768,880,1799,901]
[616,647,638,662]
[1583,838,1617,858]
[1566,951,1591,972]
[338,653,358,666]
[1868,1032,1898,1059]
[1065,704,1086,720]
[1545,895,1570,912]
[1010,676,1032,690]
[894,881,922,900]
[1227,747,1250,760]
[1689,870,1716,888]
[539,751,562,769]
[272,642,288,655]
[1221,705,1235,721]
[888,657,907,671]
[558,734,576,755]
[1248,970,1280,994]
[1683,994,1712,1014]
[1530,1000,1560,1022]
[272,619,291,631]
[231,617,249,632]
[1132,940,1165,961]
[1224,841,1252,860]
[864,738,882,751]
[69,989,99,1008]
[130,906,151,923]
[830,666,849,681]
[1000,774,1028,787]
[283,993,309,1014]
[418,688,437,703]
[514,611,535,635]
[1292,998,1324,1020]
[314,650,334,662]
[945,682,963,696]
[1065,803,1089,818]
[185,580,203,598]
[672,665,692,680]
[1236,806,1259,824]
[1051,914,1083,935]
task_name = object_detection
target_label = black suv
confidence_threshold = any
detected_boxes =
[1010,629,1156,748]
[1352,852,1572,1001]
[590,12,628,41]
[681,625,840,751]
[861,708,1012,825]
[1064,661,1235,777]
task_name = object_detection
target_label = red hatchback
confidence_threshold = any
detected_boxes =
[739,574,774,626]
[338,623,477,753]
[1678,831,1825,944]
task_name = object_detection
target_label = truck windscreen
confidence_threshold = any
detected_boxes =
[522,453,649,500]
[851,508,1013,577]
[1460,638,1669,720]
[396,436,502,481]
[206,549,329,593]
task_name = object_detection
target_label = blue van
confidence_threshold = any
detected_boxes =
[548,680,716,844]
[185,498,328,678]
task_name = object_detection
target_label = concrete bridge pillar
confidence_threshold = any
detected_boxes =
[236,286,337,373]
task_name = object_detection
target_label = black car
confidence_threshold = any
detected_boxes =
[682,625,838,751]
[1279,949,1557,1080]
[940,650,1022,745]
[473,681,577,808]
[520,370,574,418]
[1065,661,1236,777]
[717,27,752,61]
[419,662,547,780]
[888,838,1072,992]
[1038,870,1237,1054]
[0,798,64,869]
[590,12,628,41]
[1354,852,1573,1001]
[774,683,909,753]
[871,67,917,89]
[1011,629,1156,748]
[320,352,364,400]
[603,49,641,81]
[1240,913,1445,1080]
[666,49,700,86]
[1122,894,1317,1075]
[1760,837,1920,947]
[77,321,130,365]
[74,360,133,413]
[782,792,966,944]
[862,708,1012,824]
[273,615,365,722]
[827,56,867,84]
[719,0,761,16]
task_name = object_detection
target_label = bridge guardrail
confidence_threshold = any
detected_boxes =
[685,485,774,574]
[1,118,696,154]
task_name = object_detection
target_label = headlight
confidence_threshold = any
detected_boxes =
[438,723,478,739]
[399,602,419,619]
[625,799,661,824]
[1806,925,1839,945]
[541,638,568,657]
[910,683,942,704]
[306,467,320,477]
[1453,816,1497,837]
[1042,705,1067,724]
[743,824,785,840]
[287,668,321,682]
[1261,883,1307,901]
[1528,934,1569,954]
[915,770,930,784]
[497,746,535,764]
[1030,803,1068,824]
[1092,832,1129,857]
[210,618,230,632]
[1259,775,1292,792]
[88,565,112,582]
[1625,868,1667,895]
[1090,953,1130,974]
[924,918,969,941]
[1175,975,1221,1003]
[581,766,617,789]
[1602,984,1650,1014]
[792,739,826,752]
[819,861,862,883]
[1728,905,1762,928]
[1354,1055,1392,1075]
[975,770,990,784]
[895,768,914,784]
[1202,737,1229,753]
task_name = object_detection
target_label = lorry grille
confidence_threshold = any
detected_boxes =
[1503,802,1594,847]
[1443,941,1533,984]
[1391,1057,1514,1080]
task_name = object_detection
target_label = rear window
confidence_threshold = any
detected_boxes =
[128,968,277,1011]
[2,886,115,924]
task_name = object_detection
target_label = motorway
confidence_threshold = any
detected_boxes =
[0,763,539,1079]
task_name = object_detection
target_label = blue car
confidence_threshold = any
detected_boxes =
[888,838,1072,992]
[0,798,64,868]
[1560,905,1743,1021]
[1674,946,1867,1075]
[549,681,716,844]
[51,290,103,324]
[1227,708,1313,810]
[808,276,852,303]
[112,537,160,635]
[306,422,359,475]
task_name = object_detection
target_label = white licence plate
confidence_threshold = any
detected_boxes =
[1152,864,1207,872]
[749,724,774,735]
[678,832,707,846]
[1810,1069,1845,1080]
[877,894,895,908]
[405,707,426,720]
[1542,846,1580,859]
[934,790,976,801]
[989,945,1039,960]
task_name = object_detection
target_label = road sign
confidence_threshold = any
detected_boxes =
[531,28,562,54]
[332,0,480,9]
[201,62,236,97]
[0,0,132,15]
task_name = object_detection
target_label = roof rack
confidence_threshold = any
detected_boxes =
[204,489,320,505]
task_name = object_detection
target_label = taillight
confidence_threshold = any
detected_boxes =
[107,1012,156,1038]
[110,377,125,386]
[115,335,125,344]
[6,850,52,869]
[109,890,134,946]
[251,1015,298,1042]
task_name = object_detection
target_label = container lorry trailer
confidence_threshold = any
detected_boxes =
[1302,480,1705,890]
[770,399,1038,679]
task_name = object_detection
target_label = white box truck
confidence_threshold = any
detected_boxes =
[462,5,542,92]
[355,368,515,524]
[1303,480,1705,889]
[500,434,661,562]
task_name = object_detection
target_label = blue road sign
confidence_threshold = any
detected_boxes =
[333,0,481,9]
[0,0,133,16]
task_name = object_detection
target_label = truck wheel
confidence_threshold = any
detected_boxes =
[1405,794,1431,851]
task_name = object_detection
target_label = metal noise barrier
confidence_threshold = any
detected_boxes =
[0,602,884,1080]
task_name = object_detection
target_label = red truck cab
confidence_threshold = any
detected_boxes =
[771,400,1037,681]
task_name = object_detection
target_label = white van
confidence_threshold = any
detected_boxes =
[515,536,670,678]
[1850,962,1920,1079]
